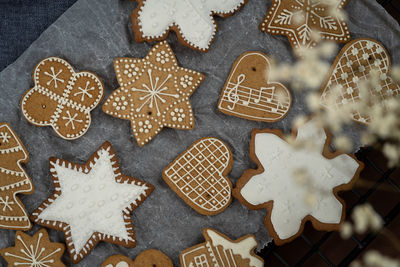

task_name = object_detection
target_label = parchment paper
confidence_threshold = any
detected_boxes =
[0,0,399,265]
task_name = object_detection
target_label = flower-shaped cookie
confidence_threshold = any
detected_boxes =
[103,41,204,147]
[21,57,104,140]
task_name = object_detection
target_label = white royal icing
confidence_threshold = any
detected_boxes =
[206,229,263,267]
[35,146,150,255]
[137,0,245,50]
[240,120,360,240]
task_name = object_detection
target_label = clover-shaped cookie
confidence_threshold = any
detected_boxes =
[21,57,104,140]
[163,137,233,215]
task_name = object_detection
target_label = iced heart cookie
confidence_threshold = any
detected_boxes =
[0,228,65,267]
[260,0,350,53]
[180,228,264,267]
[103,41,204,147]
[0,122,34,230]
[30,141,154,263]
[218,51,291,122]
[101,250,173,267]
[20,57,104,140]
[131,0,248,52]
[320,38,400,124]
[233,119,364,245]
[163,137,233,216]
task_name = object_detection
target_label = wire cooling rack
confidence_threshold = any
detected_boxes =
[256,147,400,266]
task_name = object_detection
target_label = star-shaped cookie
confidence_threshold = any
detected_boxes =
[260,0,350,53]
[30,141,154,263]
[103,41,204,147]
[0,229,65,267]
[234,119,363,245]
[131,0,248,51]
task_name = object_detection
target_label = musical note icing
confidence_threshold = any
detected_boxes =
[227,74,245,110]
[218,52,292,122]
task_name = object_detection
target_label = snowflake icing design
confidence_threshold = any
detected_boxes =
[1,229,65,267]
[44,66,64,88]
[0,131,11,143]
[0,196,15,212]
[74,81,95,101]
[62,110,83,130]
[261,0,350,51]
[132,69,179,116]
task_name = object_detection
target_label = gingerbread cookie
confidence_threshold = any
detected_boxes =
[180,228,264,267]
[21,57,104,140]
[260,0,350,53]
[131,0,248,52]
[0,228,65,267]
[163,137,233,216]
[233,119,364,245]
[218,51,291,122]
[30,141,154,263]
[0,122,34,230]
[101,250,173,267]
[101,255,134,267]
[103,41,204,147]
[320,38,400,124]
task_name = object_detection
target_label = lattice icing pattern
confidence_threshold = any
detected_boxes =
[163,137,233,215]
[320,38,400,124]
[20,57,104,140]
[0,123,34,230]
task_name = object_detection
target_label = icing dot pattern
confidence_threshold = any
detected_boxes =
[103,41,204,147]
[320,39,400,124]
[20,57,104,140]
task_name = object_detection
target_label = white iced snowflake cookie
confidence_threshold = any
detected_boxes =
[30,141,154,263]
[233,119,364,245]
[131,0,248,51]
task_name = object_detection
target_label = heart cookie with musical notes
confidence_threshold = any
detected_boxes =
[218,51,291,122]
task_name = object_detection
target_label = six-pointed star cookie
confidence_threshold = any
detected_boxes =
[260,0,350,53]
[102,41,204,147]
[131,0,248,51]
[30,141,154,263]
[234,119,363,245]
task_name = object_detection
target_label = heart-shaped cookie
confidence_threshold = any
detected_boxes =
[163,137,233,215]
[320,38,400,124]
[218,51,291,122]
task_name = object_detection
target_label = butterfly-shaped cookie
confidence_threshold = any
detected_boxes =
[21,57,104,140]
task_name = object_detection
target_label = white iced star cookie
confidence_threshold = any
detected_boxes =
[233,119,363,245]
[131,0,248,52]
[30,142,154,263]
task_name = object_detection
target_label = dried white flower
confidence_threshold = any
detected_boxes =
[383,144,400,168]
[352,203,383,234]
[340,221,353,239]
[363,250,400,267]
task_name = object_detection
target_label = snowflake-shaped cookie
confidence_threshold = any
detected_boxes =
[260,0,350,54]
[102,41,204,147]
[0,228,65,267]
[30,142,154,263]
[131,0,248,51]
[20,57,104,140]
[234,119,363,245]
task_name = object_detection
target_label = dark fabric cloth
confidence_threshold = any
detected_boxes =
[0,0,77,71]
